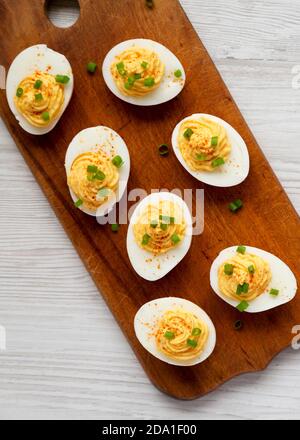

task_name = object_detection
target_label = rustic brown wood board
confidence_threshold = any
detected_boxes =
[0,0,299,400]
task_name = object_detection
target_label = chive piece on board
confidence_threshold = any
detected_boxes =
[234,320,243,330]
[158,144,169,157]
[111,223,119,232]
[87,62,97,73]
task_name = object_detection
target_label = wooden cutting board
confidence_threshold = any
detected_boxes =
[0,0,299,400]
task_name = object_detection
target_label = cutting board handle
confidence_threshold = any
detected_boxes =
[44,0,81,30]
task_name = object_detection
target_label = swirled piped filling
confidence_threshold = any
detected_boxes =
[14,71,65,126]
[218,250,272,301]
[133,200,186,255]
[110,46,165,97]
[178,117,231,171]
[68,151,119,211]
[156,309,209,361]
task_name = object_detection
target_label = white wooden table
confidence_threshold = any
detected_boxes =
[0,0,300,420]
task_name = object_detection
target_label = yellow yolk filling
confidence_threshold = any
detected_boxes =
[178,117,231,171]
[68,151,119,212]
[14,71,64,127]
[133,200,186,255]
[156,309,209,361]
[218,252,272,301]
[110,46,165,97]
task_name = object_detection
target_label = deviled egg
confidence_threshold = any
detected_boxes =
[134,297,216,366]
[127,192,192,281]
[172,114,249,187]
[6,44,73,135]
[65,126,130,217]
[102,38,185,106]
[210,245,297,313]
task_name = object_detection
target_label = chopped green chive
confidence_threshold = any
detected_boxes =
[241,283,249,293]
[150,220,158,228]
[236,300,249,312]
[34,80,42,89]
[183,128,193,140]
[35,93,43,101]
[145,0,154,8]
[211,136,218,147]
[112,155,124,168]
[187,339,197,348]
[41,111,50,121]
[142,233,151,245]
[141,61,148,69]
[55,74,70,84]
[86,165,106,181]
[236,282,249,295]
[171,234,180,245]
[159,215,175,224]
[229,202,237,212]
[196,153,207,161]
[95,170,106,180]
[234,320,243,330]
[158,144,169,157]
[116,62,126,76]
[211,157,225,168]
[192,328,201,336]
[97,187,110,198]
[16,88,23,97]
[87,165,98,173]
[233,199,243,209]
[116,61,124,71]
[236,285,243,295]
[134,73,142,80]
[229,199,243,213]
[125,76,135,89]
[248,265,255,274]
[237,245,246,254]
[74,199,83,208]
[174,69,182,78]
[224,263,234,275]
[87,62,97,73]
[160,223,168,231]
[144,77,155,87]
[270,288,279,296]
[164,331,175,340]
[111,223,119,232]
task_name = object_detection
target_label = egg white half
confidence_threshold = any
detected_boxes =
[171,113,250,187]
[6,44,74,135]
[134,297,216,366]
[102,38,186,106]
[210,245,297,313]
[65,126,130,217]
[127,191,192,281]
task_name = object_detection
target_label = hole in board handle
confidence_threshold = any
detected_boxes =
[45,0,80,28]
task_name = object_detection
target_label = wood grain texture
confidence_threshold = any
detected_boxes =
[0,0,300,416]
